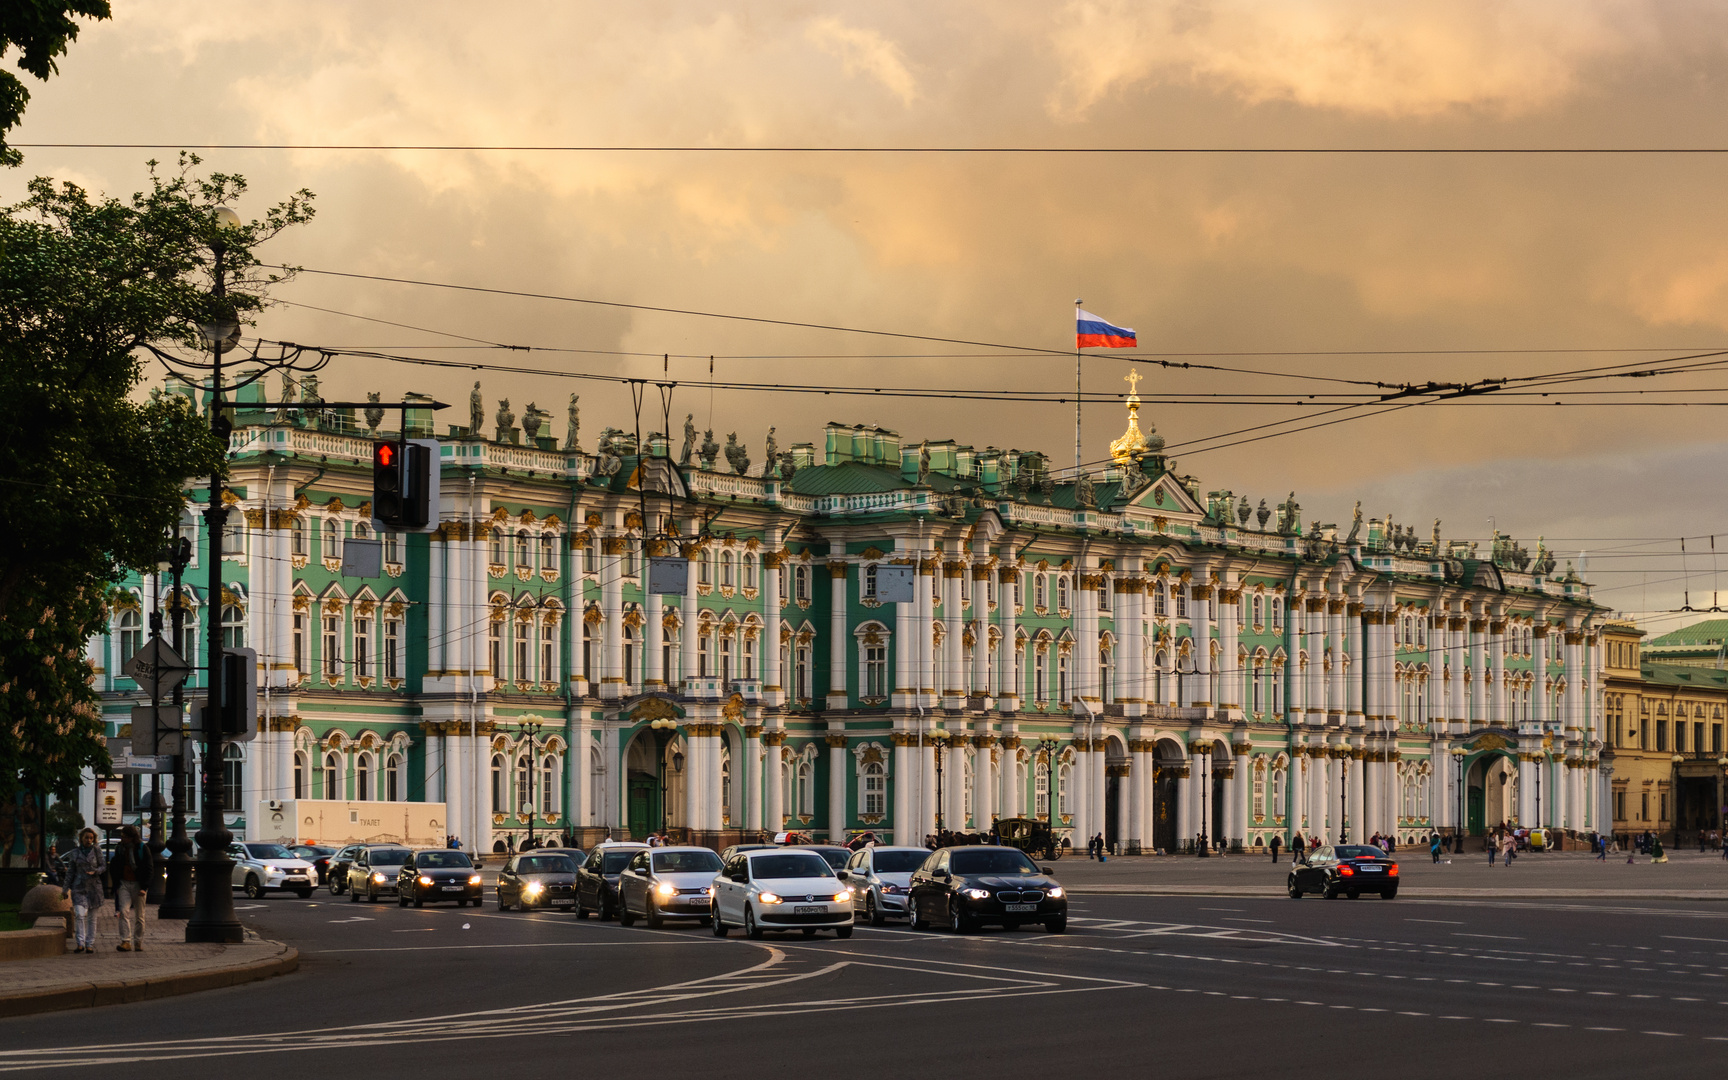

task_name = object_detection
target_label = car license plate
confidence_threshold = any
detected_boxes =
[1005,903,1037,912]
[686,898,709,907]
[794,905,824,915]
[1361,866,1382,872]
[442,885,463,891]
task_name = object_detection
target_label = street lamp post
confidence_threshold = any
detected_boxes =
[1450,746,1467,847]
[1038,737,1060,860]
[649,717,677,835]
[934,732,946,835]
[1671,752,1686,845]
[1340,753,1350,844]
[159,536,195,919]
[519,716,545,848]
[186,205,245,944]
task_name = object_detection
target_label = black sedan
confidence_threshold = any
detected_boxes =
[1287,844,1400,900]
[498,852,578,911]
[907,845,1067,934]
[397,849,484,908]
[288,844,337,885]
[575,843,648,920]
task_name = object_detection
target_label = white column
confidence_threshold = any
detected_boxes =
[1306,598,1325,726]
[996,568,1019,713]
[644,594,664,690]
[1350,748,1366,841]
[1192,585,1212,708]
[942,561,965,705]
[1217,586,1238,712]
[1092,737,1107,847]
[1346,604,1364,721]
[600,534,624,698]
[975,732,995,831]
[762,543,782,700]
[764,735,785,834]
[1289,746,1307,833]
[680,546,698,691]
[744,725,763,834]
[1070,730,1091,843]
[918,729,937,840]
[567,718,588,828]
[828,562,849,709]
[824,734,846,841]
[1175,760,1192,845]
[1327,597,1346,717]
[918,557,936,708]
[892,735,912,844]
[944,739,965,830]
[1127,741,1145,851]
[1233,741,1249,845]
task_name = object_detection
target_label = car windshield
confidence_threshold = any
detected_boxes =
[370,849,411,866]
[1334,846,1384,859]
[750,853,834,880]
[599,851,639,874]
[950,849,1041,875]
[244,844,294,859]
[654,850,723,874]
[417,852,473,869]
[799,848,848,869]
[871,851,928,874]
[519,855,574,873]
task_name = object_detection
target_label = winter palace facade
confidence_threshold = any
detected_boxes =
[82,375,1608,854]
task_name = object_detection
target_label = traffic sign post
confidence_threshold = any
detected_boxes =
[123,638,192,700]
[129,704,185,757]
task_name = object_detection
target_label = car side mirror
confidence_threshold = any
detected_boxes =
[835,870,850,881]
[730,872,746,883]
[1041,867,1054,875]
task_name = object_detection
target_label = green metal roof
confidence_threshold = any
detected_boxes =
[1641,661,1728,689]
[1646,619,1728,649]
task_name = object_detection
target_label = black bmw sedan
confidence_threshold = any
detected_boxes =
[397,849,484,907]
[1287,844,1400,900]
[907,845,1067,934]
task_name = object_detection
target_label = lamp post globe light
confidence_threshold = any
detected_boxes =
[186,205,246,944]
[519,716,545,847]
[648,716,677,834]
[1196,743,1211,858]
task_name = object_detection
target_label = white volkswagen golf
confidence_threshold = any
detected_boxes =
[711,848,854,939]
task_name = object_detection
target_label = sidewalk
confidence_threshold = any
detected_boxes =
[1050,848,1728,901]
[0,903,297,1018]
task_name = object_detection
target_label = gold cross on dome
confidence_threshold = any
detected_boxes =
[1125,368,1143,396]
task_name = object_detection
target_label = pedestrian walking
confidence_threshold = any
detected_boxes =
[110,824,154,953]
[1595,833,1607,861]
[1270,834,1282,863]
[1291,833,1307,865]
[1501,832,1516,865]
[1652,836,1668,863]
[61,828,106,954]
[1430,834,1442,864]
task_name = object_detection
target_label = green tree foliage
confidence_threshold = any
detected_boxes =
[0,1,112,167]
[0,156,314,797]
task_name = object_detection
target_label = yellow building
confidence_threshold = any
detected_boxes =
[1601,619,1728,844]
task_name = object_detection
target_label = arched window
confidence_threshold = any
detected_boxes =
[489,619,503,678]
[622,621,639,685]
[515,529,530,567]
[322,518,341,560]
[542,754,558,814]
[1035,763,1050,817]
[491,754,506,812]
[720,633,735,685]
[1153,649,1168,703]
[1252,593,1263,626]
[291,517,308,556]
[743,553,758,590]
[721,750,733,824]
[1034,573,1048,609]
[323,751,341,799]
[386,752,402,801]
[862,761,886,816]
[1034,644,1049,702]
[220,604,245,649]
[589,747,603,820]
[1098,575,1112,615]
[1154,582,1168,617]
[118,609,143,668]
[1251,657,1264,714]
[540,620,557,681]
[355,753,373,801]
[294,750,309,800]
[1055,575,1069,612]
[1100,645,1113,705]
[1175,586,1188,619]
[515,755,532,814]
[797,759,814,816]
[721,551,735,587]
[515,617,531,681]
[963,753,975,821]
[1271,596,1283,630]
[1272,761,1287,814]
[539,532,554,569]
[1057,764,1071,816]
[698,548,712,585]
[489,528,504,567]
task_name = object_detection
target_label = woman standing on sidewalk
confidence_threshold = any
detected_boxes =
[61,828,106,954]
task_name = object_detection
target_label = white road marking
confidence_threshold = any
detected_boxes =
[1454,933,1523,940]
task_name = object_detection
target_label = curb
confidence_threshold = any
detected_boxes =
[0,942,299,1019]
[1069,886,1728,901]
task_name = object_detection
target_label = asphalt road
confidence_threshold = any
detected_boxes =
[3,886,1726,1078]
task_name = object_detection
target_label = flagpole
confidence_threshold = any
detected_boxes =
[1074,298,1083,473]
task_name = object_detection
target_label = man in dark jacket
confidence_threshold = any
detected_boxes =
[1290,832,1307,865]
[111,824,155,952]
[1269,834,1282,862]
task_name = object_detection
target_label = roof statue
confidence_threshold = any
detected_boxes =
[469,380,484,436]
[494,398,514,443]
[364,391,384,434]
[761,427,778,478]
[680,414,696,465]
[564,394,581,452]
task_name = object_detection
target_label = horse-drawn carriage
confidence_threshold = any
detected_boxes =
[996,817,1065,860]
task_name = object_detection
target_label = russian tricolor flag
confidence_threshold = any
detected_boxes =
[1076,309,1136,349]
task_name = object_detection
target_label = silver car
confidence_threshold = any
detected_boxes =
[346,845,412,902]
[227,842,318,899]
[839,845,928,925]
[617,846,723,928]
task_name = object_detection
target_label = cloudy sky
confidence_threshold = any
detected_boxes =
[10,0,1728,625]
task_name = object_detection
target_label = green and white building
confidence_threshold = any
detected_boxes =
[81,374,1610,852]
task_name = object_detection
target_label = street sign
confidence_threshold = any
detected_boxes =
[128,704,184,757]
[122,638,192,698]
[342,536,383,578]
[108,752,175,775]
[95,780,123,825]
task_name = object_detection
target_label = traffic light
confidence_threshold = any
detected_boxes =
[190,648,257,742]
[372,439,436,530]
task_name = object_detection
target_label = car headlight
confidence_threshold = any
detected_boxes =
[881,883,904,894]
[758,892,783,905]
[525,881,545,895]
[705,886,715,897]
[372,872,386,883]
[468,874,482,886]
[830,889,852,902]
[265,867,284,878]
[962,888,991,900]
[1046,887,1064,899]
[655,881,676,898]
[417,875,433,886]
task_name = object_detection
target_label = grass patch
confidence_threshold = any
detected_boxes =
[0,902,31,932]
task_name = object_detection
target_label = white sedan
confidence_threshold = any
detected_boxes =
[227,842,319,899]
[711,849,854,939]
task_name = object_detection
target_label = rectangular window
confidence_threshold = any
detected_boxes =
[293,614,306,676]
[385,620,401,680]
[322,615,341,676]
[864,643,887,698]
[515,623,530,681]
[354,618,371,679]
[863,768,885,816]
[1175,588,1188,619]
[541,622,556,681]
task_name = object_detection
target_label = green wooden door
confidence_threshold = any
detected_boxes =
[627,777,657,840]
[1467,784,1485,836]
